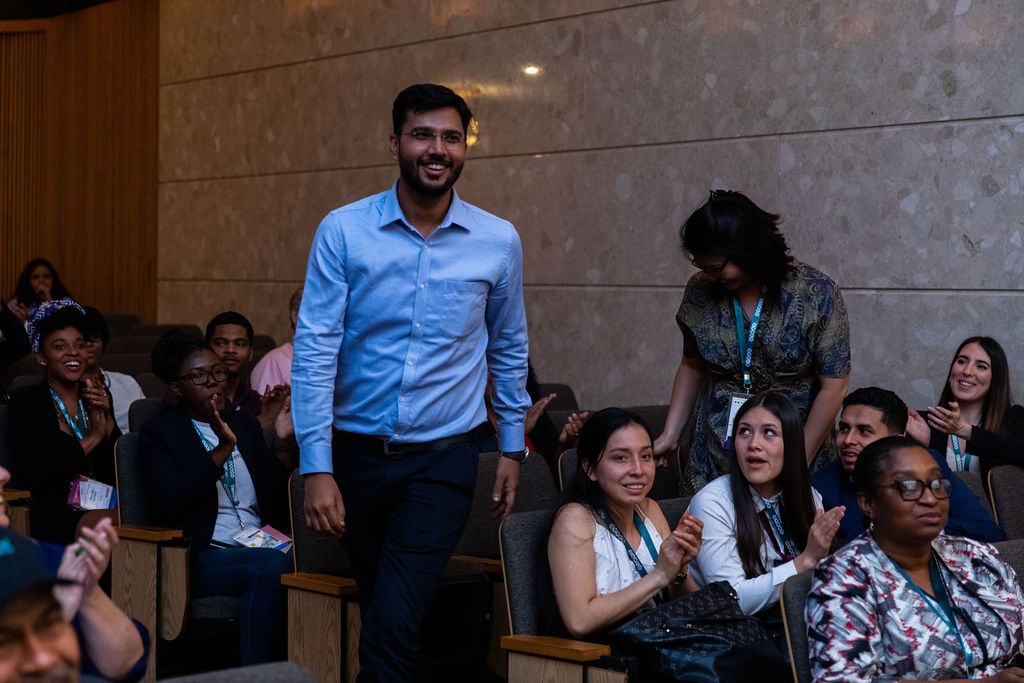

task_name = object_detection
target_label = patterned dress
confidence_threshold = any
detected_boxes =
[806,534,1024,682]
[675,261,850,492]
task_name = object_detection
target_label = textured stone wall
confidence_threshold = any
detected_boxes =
[159,0,1024,410]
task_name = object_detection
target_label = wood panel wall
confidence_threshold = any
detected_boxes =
[0,0,157,320]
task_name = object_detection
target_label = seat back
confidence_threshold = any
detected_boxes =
[993,539,1024,590]
[954,470,992,516]
[989,466,1024,539]
[103,313,141,338]
[0,404,11,473]
[499,509,555,635]
[1,354,40,384]
[252,334,277,352]
[558,448,681,500]
[115,433,157,525]
[780,571,814,683]
[624,404,670,439]
[108,336,160,355]
[656,496,692,527]
[103,353,152,377]
[537,383,578,411]
[129,398,165,433]
[288,472,353,576]
[128,323,203,339]
[454,452,557,560]
[135,372,166,399]
[8,375,41,394]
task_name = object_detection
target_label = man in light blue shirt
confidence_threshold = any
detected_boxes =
[292,83,530,681]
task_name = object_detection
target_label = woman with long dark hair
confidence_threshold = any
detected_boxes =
[547,408,703,638]
[907,336,1024,481]
[687,392,844,615]
[7,258,73,323]
[653,191,851,491]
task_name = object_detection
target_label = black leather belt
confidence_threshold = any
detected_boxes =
[335,423,492,457]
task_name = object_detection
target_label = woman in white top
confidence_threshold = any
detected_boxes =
[688,391,845,615]
[548,408,704,639]
[81,307,145,434]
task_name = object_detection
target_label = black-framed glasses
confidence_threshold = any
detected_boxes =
[877,478,952,501]
[176,367,229,386]
[402,129,466,146]
[690,257,729,275]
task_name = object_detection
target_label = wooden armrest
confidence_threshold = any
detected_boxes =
[2,488,30,501]
[449,554,504,577]
[113,525,183,542]
[281,572,358,597]
[501,634,610,662]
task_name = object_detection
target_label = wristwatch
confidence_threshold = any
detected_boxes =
[499,448,530,464]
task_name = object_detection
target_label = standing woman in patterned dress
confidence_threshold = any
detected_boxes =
[653,190,851,493]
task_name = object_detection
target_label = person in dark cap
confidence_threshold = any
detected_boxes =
[0,527,81,683]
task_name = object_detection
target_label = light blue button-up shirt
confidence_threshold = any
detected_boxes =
[292,183,530,475]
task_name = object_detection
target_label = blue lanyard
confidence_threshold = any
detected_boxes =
[892,556,975,674]
[732,295,765,391]
[192,423,244,528]
[950,435,972,472]
[760,498,799,559]
[50,388,88,440]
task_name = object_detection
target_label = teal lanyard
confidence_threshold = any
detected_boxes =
[633,511,660,563]
[892,555,975,674]
[50,387,88,440]
[950,435,972,472]
[732,295,765,391]
[761,498,799,559]
[192,423,245,528]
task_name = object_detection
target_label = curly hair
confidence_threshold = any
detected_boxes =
[150,330,210,384]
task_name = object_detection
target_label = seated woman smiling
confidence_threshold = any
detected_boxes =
[807,435,1024,682]
[547,408,704,639]
[687,391,844,617]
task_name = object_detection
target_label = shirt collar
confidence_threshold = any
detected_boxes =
[750,486,783,511]
[379,181,472,234]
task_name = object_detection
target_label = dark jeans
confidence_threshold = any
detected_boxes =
[192,545,293,665]
[333,435,479,683]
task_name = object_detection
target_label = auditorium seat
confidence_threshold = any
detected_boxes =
[127,323,203,339]
[253,334,277,352]
[111,433,242,682]
[0,404,31,535]
[103,313,141,338]
[135,372,166,399]
[989,466,1024,539]
[780,571,814,683]
[162,661,316,682]
[103,353,153,377]
[537,383,579,411]
[953,470,992,516]
[109,335,160,354]
[128,397,164,433]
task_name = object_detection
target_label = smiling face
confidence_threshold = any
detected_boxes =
[835,404,900,474]
[585,423,655,510]
[0,589,80,683]
[947,342,992,406]
[172,349,228,422]
[734,406,785,497]
[389,107,467,200]
[37,328,86,386]
[858,445,949,546]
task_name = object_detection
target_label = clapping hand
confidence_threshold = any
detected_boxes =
[558,411,591,452]
[209,398,237,452]
[905,409,930,445]
[926,401,971,439]
[525,393,557,435]
[82,378,114,439]
[55,517,118,620]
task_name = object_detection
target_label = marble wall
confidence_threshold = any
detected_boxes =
[159,0,1024,410]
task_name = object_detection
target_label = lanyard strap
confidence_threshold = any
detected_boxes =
[732,295,765,391]
[50,387,88,440]
[193,423,245,528]
[761,498,799,559]
[892,555,976,673]
[634,511,661,562]
[950,435,972,472]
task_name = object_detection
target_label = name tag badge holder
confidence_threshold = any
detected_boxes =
[725,294,765,442]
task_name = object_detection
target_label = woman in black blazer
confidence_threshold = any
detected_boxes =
[8,300,120,544]
[138,331,291,665]
[907,335,1024,483]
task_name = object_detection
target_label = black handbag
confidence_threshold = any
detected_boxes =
[607,580,790,683]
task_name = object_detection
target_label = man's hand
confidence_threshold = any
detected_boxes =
[304,472,346,536]
[491,456,520,518]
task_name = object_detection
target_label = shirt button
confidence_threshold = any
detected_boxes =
[408,360,414,366]
[414,323,422,329]
[419,283,425,289]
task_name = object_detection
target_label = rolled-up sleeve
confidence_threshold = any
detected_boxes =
[484,228,530,452]
[293,213,349,475]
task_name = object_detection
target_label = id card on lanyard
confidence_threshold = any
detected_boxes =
[725,295,764,440]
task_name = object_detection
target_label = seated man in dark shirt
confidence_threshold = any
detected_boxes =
[205,311,286,429]
[812,386,1005,545]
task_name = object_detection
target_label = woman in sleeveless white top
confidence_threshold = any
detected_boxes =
[547,408,705,639]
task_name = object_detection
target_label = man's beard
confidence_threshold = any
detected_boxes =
[398,155,463,198]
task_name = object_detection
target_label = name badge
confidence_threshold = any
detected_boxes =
[68,476,117,511]
[232,525,294,554]
[725,393,750,440]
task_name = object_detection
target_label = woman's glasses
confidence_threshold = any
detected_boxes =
[877,478,952,501]
[176,367,229,386]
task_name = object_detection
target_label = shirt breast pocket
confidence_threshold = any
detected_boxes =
[439,280,488,340]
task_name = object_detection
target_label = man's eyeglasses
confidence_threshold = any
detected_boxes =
[402,129,466,146]
[877,478,952,501]
[176,367,229,386]
[691,258,729,275]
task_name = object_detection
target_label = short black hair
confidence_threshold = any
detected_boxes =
[34,307,89,350]
[392,84,473,136]
[842,387,909,434]
[151,330,210,384]
[82,306,110,351]
[205,311,254,344]
[852,434,923,494]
